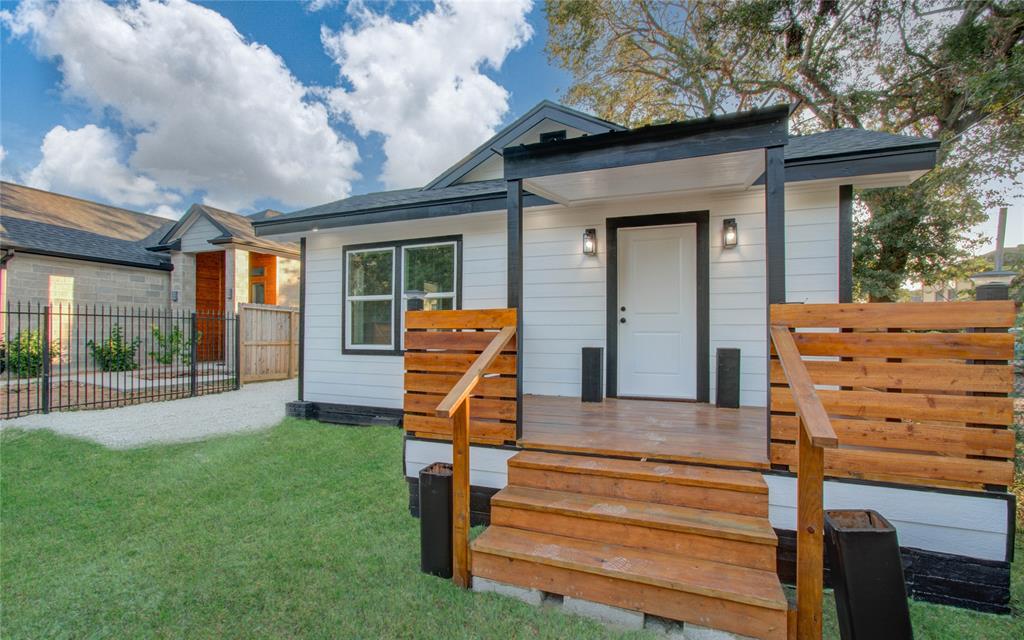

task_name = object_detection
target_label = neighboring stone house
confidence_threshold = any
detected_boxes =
[1,181,172,310]
[147,203,300,315]
[0,181,300,315]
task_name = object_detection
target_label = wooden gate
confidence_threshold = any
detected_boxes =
[239,304,298,383]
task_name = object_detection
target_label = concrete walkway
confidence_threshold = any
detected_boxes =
[1,379,295,448]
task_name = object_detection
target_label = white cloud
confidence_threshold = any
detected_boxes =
[23,125,180,208]
[322,0,533,188]
[4,0,359,210]
[304,0,339,12]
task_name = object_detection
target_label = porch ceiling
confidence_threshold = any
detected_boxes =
[523,149,764,205]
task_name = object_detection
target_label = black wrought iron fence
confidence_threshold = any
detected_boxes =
[1,302,239,419]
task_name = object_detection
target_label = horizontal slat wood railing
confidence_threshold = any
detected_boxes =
[770,300,1018,491]
[403,309,518,446]
[770,325,838,640]
[434,324,517,589]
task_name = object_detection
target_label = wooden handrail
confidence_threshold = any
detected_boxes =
[435,325,517,589]
[770,326,838,448]
[770,324,838,640]
[437,325,517,418]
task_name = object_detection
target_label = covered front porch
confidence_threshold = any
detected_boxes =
[520,394,769,469]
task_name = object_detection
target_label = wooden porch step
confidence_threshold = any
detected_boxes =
[491,485,777,571]
[508,451,768,517]
[472,526,788,640]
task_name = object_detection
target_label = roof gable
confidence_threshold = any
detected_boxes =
[422,100,624,190]
[157,203,298,256]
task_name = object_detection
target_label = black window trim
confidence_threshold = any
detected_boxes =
[341,234,463,356]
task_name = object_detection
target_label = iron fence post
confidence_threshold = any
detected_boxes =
[41,305,51,414]
[189,312,198,397]
[234,313,241,390]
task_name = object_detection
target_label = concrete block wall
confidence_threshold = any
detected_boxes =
[3,253,170,309]
[170,252,195,313]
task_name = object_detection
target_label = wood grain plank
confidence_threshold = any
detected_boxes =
[771,443,1015,486]
[404,372,516,398]
[405,308,516,330]
[776,332,1014,360]
[451,399,470,588]
[771,415,1015,458]
[403,414,515,442]
[769,359,1013,394]
[770,301,1016,330]
[772,388,1013,426]
[404,330,517,352]
[405,393,516,421]
[404,352,516,374]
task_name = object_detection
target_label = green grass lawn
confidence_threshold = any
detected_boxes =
[2,419,1021,639]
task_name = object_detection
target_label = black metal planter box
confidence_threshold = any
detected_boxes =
[825,510,913,640]
[419,462,454,579]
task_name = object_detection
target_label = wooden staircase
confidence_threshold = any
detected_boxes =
[471,451,788,640]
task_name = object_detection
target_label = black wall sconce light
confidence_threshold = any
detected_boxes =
[722,218,738,248]
[583,228,597,256]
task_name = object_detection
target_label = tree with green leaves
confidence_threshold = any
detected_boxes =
[547,0,1023,300]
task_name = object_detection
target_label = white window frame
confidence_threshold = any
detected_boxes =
[344,246,396,351]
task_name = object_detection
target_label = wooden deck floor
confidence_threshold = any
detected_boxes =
[519,395,769,469]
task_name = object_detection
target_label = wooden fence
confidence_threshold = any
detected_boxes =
[769,300,1018,491]
[238,304,298,383]
[402,308,519,446]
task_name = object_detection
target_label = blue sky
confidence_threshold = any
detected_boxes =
[0,0,1019,251]
[0,0,567,215]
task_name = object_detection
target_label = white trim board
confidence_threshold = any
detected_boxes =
[405,439,515,490]
[763,474,1010,562]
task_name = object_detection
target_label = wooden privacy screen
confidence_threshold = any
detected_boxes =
[770,301,1018,490]
[403,308,518,445]
[239,304,299,383]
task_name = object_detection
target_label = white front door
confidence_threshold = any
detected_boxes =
[617,224,697,399]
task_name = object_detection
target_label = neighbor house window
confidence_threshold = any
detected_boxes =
[342,237,460,354]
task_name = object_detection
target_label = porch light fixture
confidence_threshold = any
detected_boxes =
[722,218,738,248]
[582,228,597,256]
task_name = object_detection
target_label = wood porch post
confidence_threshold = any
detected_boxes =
[765,145,786,458]
[507,179,524,439]
[765,145,786,305]
[838,185,853,303]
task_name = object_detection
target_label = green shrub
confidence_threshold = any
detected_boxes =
[148,324,195,365]
[87,325,140,371]
[2,330,56,377]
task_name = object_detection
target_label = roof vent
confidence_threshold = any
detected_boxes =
[540,130,567,143]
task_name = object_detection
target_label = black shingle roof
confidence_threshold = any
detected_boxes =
[1,181,173,269]
[785,129,936,160]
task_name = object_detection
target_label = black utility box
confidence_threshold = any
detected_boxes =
[715,347,741,408]
[825,510,913,640]
[418,462,453,578]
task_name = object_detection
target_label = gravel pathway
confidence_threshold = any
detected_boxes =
[1,380,296,448]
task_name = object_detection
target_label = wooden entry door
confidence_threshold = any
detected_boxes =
[616,224,697,399]
[195,251,225,361]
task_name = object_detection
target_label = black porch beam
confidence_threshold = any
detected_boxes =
[765,145,786,305]
[507,179,524,439]
[838,184,854,303]
[504,105,789,180]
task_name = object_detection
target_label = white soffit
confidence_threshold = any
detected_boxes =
[524,149,764,205]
